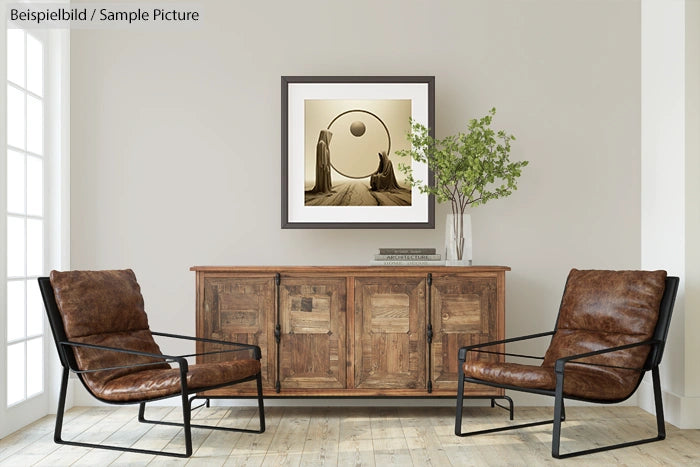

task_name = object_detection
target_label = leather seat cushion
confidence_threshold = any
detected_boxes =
[464,360,642,400]
[86,359,262,402]
[71,330,172,392]
[465,361,555,389]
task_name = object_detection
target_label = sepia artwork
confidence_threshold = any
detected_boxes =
[282,76,434,229]
[304,100,412,207]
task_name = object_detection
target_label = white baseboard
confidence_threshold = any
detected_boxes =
[637,380,700,429]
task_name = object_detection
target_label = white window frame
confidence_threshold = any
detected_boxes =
[1,12,70,438]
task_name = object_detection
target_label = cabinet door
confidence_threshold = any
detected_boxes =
[278,277,347,389]
[197,275,276,391]
[354,276,426,389]
[431,274,500,392]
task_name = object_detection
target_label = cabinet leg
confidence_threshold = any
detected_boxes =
[467,395,514,420]
[491,395,514,420]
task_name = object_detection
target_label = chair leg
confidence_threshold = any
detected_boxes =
[256,372,266,433]
[140,398,266,434]
[561,399,566,421]
[137,402,146,422]
[181,387,193,457]
[454,365,466,435]
[54,372,190,457]
[552,371,565,457]
[490,395,514,420]
[653,366,666,440]
[455,377,564,437]
[140,373,266,435]
[53,368,70,444]
[455,376,552,437]
[551,365,666,459]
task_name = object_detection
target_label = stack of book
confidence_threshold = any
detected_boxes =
[369,248,445,266]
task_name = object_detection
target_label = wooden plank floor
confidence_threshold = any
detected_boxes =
[1,405,698,466]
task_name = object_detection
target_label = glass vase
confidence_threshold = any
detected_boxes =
[445,213,472,266]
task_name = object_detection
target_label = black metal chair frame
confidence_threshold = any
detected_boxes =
[39,277,265,458]
[455,276,679,459]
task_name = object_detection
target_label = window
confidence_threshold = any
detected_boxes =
[6,27,45,407]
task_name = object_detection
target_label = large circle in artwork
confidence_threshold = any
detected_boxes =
[327,110,391,179]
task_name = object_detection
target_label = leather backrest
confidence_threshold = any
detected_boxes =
[50,269,151,338]
[543,269,667,373]
[49,269,169,399]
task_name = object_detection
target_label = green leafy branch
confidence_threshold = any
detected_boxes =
[397,108,528,219]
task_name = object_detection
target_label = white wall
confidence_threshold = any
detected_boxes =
[69,0,642,406]
[685,0,700,425]
[640,0,700,429]
[640,0,686,401]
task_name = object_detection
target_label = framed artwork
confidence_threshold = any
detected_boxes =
[281,76,435,229]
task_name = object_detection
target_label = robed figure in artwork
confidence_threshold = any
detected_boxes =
[370,150,402,191]
[307,129,333,194]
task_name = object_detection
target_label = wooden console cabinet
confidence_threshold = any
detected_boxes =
[192,266,508,397]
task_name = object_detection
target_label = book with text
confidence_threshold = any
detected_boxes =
[374,254,441,261]
[369,260,446,266]
[378,247,437,255]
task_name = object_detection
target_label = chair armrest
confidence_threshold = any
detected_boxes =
[59,340,187,374]
[458,331,555,361]
[554,339,661,374]
[151,331,262,360]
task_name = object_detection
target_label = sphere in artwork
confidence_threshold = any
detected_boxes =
[349,120,366,137]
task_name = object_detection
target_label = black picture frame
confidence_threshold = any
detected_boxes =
[281,76,435,229]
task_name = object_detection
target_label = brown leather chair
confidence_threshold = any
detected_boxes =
[39,269,265,458]
[455,269,679,458]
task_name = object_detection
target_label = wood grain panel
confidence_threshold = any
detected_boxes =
[370,293,410,333]
[354,276,426,389]
[279,277,346,389]
[438,294,483,333]
[431,274,500,392]
[198,275,275,392]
